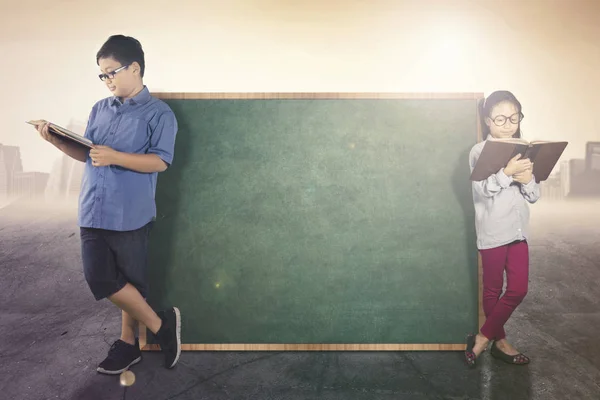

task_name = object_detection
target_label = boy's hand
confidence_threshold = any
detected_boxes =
[90,145,120,167]
[33,120,64,147]
[504,154,532,176]
[513,167,533,184]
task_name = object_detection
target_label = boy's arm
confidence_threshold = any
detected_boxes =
[91,149,168,173]
[90,110,178,173]
[35,121,89,163]
[53,102,97,163]
[55,140,89,163]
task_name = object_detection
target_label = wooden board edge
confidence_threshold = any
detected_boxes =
[150,92,485,100]
[140,343,467,351]
[475,98,483,143]
[475,97,486,331]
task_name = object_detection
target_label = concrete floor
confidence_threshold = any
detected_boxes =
[1,199,599,400]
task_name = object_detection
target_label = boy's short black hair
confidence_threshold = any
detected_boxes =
[96,35,145,77]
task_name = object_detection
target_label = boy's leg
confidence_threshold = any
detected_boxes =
[108,223,181,369]
[109,283,161,334]
[121,310,138,345]
[108,283,181,369]
[81,223,181,374]
[80,227,143,375]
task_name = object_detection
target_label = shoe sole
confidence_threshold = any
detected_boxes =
[96,356,142,375]
[168,307,181,369]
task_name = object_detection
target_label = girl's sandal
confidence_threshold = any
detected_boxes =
[465,334,477,367]
[490,341,530,365]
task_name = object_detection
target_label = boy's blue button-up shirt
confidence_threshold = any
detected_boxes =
[78,86,177,231]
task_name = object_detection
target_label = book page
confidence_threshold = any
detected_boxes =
[50,124,79,137]
[26,120,47,127]
[488,137,529,145]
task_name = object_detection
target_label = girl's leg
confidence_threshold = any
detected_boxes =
[480,245,510,341]
[494,240,529,355]
[472,244,509,356]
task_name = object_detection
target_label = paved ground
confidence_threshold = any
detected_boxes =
[1,198,599,399]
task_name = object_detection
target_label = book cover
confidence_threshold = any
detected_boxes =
[26,120,94,149]
[471,138,568,183]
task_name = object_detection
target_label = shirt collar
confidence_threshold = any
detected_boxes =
[111,85,151,106]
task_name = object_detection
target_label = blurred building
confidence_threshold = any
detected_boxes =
[586,141,600,172]
[539,173,562,200]
[0,144,50,202]
[13,172,50,199]
[0,144,24,200]
[45,153,84,201]
[560,141,600,198]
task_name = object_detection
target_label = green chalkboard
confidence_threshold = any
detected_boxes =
[144,93,482,350]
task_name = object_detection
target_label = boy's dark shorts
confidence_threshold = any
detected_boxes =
[80,221,153,301]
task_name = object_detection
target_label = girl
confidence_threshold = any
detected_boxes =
[465,90,540,367]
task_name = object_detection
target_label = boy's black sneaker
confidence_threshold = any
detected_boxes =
[156,307,181,369]
[97,338,142,375]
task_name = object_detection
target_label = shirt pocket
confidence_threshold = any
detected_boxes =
[113,117,151,154]
[110,117,151,174]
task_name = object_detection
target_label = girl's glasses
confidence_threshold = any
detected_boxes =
[488,112,524,126]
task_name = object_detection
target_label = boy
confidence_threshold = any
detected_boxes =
[33,35,181,374]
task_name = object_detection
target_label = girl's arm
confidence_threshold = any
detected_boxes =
[516,173,541,203]
[469,146,513,198]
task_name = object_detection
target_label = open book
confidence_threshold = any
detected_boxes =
[470,138,568,182]
[26,120,94,149]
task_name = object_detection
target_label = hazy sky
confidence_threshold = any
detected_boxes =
[1,0,599,173]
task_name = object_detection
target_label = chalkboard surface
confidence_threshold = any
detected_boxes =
[142,93,482,351]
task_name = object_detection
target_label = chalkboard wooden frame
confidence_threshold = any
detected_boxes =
[139,92,485,351]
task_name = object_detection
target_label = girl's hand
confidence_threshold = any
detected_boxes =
[504,154,532,176]
[513,167,534,184]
